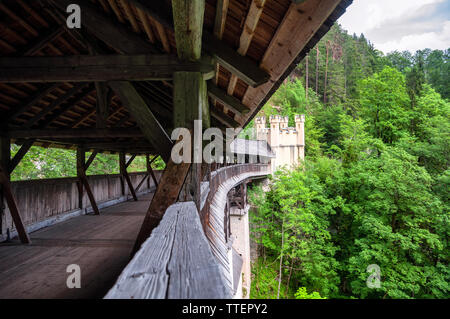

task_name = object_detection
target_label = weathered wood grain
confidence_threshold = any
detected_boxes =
[0,165,30,244]
[0,54,214,83]
[0,192,156,299]
[2,172,162,239]
[132,158,190,254]
[105,202,230,299]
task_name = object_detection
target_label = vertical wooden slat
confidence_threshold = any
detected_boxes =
[133,0,208,254]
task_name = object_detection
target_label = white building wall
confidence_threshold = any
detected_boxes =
[255,114,305,172]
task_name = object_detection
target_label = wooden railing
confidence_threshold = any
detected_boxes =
[1,171,162,241]
[200,163,270,294]
[105,163,270,299]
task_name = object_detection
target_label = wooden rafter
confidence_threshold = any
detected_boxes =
[120,0,140,33]
[1,83,60,125]
[207,82,249,116]
[19,26,65,56]
[125,0,269,87]
[136,8,155,43]
[213,0,229,39]
[227,0,267,96]
[241,0,342,124]
[212,0,229,109]
[49,0,251,125]
[24,83,88,128]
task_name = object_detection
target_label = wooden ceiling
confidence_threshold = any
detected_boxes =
[0,0,352,155]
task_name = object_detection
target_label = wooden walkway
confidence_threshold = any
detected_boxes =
[0,192,154,299]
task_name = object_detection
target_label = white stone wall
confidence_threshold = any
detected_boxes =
[255,114,305,172]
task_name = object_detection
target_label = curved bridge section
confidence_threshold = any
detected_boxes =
[201,164,270,294]
[105,163,270,299]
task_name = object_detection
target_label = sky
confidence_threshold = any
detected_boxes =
[338,0,450,54]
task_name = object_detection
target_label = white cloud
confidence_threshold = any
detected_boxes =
[376,21,450,53]
[338,0,450,53]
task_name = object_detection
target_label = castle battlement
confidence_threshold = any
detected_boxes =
[256,114,305,172]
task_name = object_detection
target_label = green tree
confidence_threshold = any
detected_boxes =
[358,66,411,144]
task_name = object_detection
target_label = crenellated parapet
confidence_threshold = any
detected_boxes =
[256,114,305,171]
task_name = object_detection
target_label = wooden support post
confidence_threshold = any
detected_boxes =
[147,155,159,187]
[146,154,151,189]
[172,0,210,211]
[174,73,207,209]
[0,137,8,235]
[120,153,138,201]
[77,147,100,215]
[132,0,208,254]
[0,138,30,244]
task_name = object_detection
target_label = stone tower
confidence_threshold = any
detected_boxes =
[255,114,305,172]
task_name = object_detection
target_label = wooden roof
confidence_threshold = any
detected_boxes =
[0,0,352,155]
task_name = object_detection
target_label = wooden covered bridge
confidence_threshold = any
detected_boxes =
[0,0,351,298]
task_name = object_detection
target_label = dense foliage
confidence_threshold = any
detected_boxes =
[250,24,449,299]
[10,146,165,181]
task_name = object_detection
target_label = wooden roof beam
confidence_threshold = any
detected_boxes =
[207,82,249,117]
[213,0,229,39]
[227,0,267,95]
[6,128,144,139]
[50,0,244,127]
[126,0,269,87]
[0,54,214,83]
[241,0,343,125]
[1,83,60,125]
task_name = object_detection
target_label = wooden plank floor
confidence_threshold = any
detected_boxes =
[0,192,154,299]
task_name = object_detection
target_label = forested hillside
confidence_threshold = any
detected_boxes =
[249,24,449,299]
